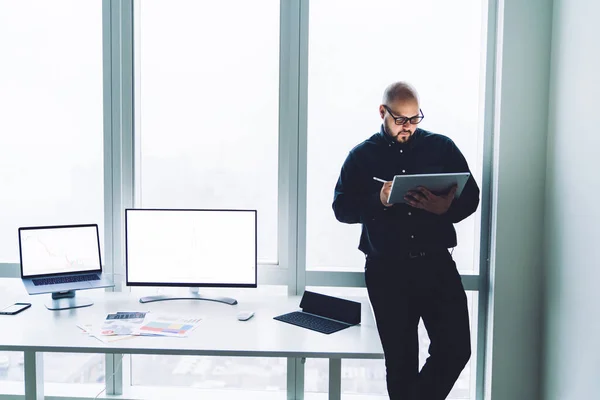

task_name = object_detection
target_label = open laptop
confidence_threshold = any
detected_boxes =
[19,224,114,296]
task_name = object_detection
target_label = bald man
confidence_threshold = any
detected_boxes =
[333,82,480,400]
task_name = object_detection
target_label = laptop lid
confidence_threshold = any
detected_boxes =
[19,224,103,279]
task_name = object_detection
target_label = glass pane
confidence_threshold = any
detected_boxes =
[0,352,105,385]
[131,355,286,391]
[0,0,104,263]
[306,0,486,273]
[135,0,279,264]
[304,288,478,400]
[0,352,23,382]
[44,354,105,384]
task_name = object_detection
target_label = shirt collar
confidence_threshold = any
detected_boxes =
[379,124,421,149]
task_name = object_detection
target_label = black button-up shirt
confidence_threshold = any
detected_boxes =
[332,125,480,258]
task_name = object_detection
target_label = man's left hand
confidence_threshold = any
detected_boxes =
[404,185,457,215]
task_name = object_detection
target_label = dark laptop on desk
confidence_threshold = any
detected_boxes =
[274,291,361,334]
[19,224,113,297]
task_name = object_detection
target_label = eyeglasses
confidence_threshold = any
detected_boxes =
[383,105,425,125]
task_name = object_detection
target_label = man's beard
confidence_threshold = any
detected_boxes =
[384,121,412,143]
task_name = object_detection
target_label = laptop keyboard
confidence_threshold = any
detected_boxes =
[32,274,100,286]
[274,311,350,334]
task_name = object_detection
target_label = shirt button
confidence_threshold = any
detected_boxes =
[402,169,406,173]
[408,212,412,216]
[400,149,403,153]
[411,235,415,239]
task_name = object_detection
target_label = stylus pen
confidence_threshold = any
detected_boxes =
[372,177,387,183]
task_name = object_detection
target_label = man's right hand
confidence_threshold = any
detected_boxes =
[380,181,393,207]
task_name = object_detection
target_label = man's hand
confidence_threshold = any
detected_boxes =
[404,185,457,215]
[380,181,393,207]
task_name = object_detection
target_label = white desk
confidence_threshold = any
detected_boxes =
[0,281,384,400]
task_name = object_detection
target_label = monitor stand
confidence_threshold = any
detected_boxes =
[46,290,93,310]
[139,287,237,305]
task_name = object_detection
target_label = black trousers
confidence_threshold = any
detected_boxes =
[365,250,471,400]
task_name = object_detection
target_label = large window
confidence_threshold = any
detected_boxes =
[132,0,281,392]
[306,0,485,274]
[0,0,105,386]
[0,0,491,398]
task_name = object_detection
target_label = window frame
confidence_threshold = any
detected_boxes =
[0,0,497,399]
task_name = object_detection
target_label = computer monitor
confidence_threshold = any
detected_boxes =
[125,208,257,305]
[18,224,114,310]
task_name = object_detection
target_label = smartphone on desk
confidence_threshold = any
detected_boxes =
[0,302,32,315]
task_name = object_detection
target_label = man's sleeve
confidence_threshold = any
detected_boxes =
[444,140,481,223]
[332,152,385,224]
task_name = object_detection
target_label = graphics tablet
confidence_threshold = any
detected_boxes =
[387,172,470,204]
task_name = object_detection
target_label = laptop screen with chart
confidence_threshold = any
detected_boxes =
[19,224,113,310]
[125,209,257,288]
[19,224,102,278]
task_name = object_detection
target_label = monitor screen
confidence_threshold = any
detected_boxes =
[19,225,102,278]
[125,209,257,287]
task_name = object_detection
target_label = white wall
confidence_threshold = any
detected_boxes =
[486,0,553,399]
[543,0,600,399]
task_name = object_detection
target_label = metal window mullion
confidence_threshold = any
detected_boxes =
[279,0,307,398]
[106,0,121,394]
[295,0,309,297]
[119,0,135,222]
[103,0,134,396]
[477,0,500,399]
[133,0,142,208]
[294,2,310,398]
[278,0,302,296]
[102,0,116,397]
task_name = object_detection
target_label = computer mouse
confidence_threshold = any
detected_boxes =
[237,311,255,321]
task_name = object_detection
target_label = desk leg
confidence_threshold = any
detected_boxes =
[287,358,305,400]
[106,354,124,395]
[24,351,44,400]
[328,358,341,400]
